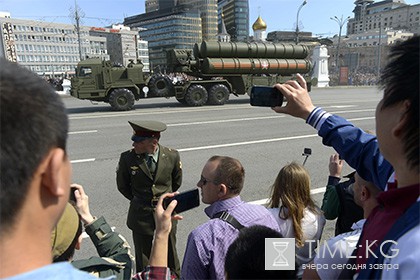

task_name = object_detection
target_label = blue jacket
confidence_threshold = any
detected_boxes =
[317,114,393,190]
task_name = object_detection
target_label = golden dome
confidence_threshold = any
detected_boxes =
[252,16,267,31]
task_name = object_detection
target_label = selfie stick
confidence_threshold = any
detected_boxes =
[302,155,309,166]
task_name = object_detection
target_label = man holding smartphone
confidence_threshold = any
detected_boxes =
[271,36,419,279]
[116,120,182,277]
[181,155,279,279]
[52,184,134,279]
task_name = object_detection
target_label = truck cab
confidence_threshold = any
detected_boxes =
[71,58,106,100]
[70,58,148,111]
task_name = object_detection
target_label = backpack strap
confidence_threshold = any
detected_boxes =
[213,211,245,230]
[357,201,420,279]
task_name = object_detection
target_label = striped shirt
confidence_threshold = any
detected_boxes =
[132,266,173,280]
[181,196,280,280]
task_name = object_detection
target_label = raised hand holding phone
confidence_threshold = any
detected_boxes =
[163,189,200,214]
[250,86,284,107]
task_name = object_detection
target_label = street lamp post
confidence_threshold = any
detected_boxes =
[295,0,307,44]
[73,0,83,61]
[330,15,350,70]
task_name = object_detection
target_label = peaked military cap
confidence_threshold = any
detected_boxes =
[129,120,167,142]
[51,203,80,260]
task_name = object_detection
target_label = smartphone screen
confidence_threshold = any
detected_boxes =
[163,189,200,214]
[250,86,283,107]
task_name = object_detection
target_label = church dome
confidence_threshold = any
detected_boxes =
[252,16,267,31]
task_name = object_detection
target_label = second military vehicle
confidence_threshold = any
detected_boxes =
[70,41,315,111]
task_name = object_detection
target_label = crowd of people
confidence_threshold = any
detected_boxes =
[329,67,379,86]
[1,35,418,280]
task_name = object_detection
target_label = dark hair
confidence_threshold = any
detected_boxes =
[378,35,419,170]
[208,155,245,194]
[224,225,296,279]
[0,59,69,231]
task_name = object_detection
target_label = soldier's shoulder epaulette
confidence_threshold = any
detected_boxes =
[162,145,178,153]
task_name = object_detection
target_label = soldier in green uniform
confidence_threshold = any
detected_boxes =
[52,184,134,279]
[116,120,182,277]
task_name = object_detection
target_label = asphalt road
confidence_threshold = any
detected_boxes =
[67,86,382,265]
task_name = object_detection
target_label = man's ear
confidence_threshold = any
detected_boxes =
[218,184,229,197]
[360,185,369,201]
[41,148,69,197]
[392,100,410,138]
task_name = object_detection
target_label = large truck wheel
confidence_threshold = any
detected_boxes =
[109,88,135,111]
[148,74,173,97]
[176,97,187,105]
[207,84,230,105]
[185,85,208,106]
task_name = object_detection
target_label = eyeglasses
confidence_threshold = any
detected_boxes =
[199,175,217,186]
[198,176,233,190]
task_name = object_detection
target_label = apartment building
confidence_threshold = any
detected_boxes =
[0,12,108,76]
[0,12,151,76]
[324,0,418,85]
[348,0,420,35]
[89,24,145,68]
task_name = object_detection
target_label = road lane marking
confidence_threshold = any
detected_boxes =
[70,158,95,164]
[178,134,318,152]
[330,105,356,108]
[348,117,375,121]
[332,109,375,114]
[69,104,251,119]
[310,187,328,194]
[168,116,284,127]
[69,107,375,120]
[69,130,98,135]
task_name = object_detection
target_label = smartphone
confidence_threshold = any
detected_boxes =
[163,189,200,214]
[250,86,283,107]
[69,186,77,203]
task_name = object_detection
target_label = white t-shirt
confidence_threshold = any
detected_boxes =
[314,219,365,279]
[268,207,326,277]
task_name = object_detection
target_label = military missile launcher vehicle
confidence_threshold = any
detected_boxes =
[70,41,315,110]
